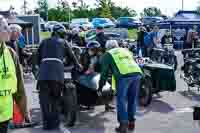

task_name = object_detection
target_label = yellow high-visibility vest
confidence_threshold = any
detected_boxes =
[0,45,17,122]
[108,48,142,91]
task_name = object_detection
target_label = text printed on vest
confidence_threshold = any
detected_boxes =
[0,89,12,96]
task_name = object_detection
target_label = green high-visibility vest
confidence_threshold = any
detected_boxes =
[0,45,17,122]
[108,48,142,90]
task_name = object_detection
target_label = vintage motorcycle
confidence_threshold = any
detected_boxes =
[181,48,200,91]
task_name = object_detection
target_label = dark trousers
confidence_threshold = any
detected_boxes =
[38,80,63,130]
[0,121,9,133]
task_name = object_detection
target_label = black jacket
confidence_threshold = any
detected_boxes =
[72,34,82,46]
[96,32,108,48]
[37,36,80,83]
[137,31,145,48]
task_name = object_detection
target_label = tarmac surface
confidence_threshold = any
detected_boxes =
[10,51,200,133]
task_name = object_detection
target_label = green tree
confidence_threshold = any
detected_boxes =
[71,0,98,19]
[48,7,69,22]
[96,0,112,18]
[111,6,137,18]
[141,7,162,17]
[37,0,48,21]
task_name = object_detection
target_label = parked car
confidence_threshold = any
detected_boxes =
[92,18,115,28]
[45,21,65,32]
[69,18,93,30]
[142,16,164,25]
[116,17,142,28]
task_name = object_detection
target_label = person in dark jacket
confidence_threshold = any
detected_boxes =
[71,28,82,46]
[137,26,147,56]
[96,26,109,48]
[37,25,82,130]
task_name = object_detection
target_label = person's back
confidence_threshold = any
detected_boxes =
[101,48,142,80]
[38,36,66,83]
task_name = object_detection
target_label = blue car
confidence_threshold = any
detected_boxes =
[92,18,115,28]
[116,17,142,28]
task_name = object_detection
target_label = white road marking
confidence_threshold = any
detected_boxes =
[174,107,193,113]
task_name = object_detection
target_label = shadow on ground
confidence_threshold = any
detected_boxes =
[137,99,175,117]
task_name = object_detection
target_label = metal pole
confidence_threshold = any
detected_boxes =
[182,0,184,10]
[69,8,71,23]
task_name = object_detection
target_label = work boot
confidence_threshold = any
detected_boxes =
[115,122,128,133]
[128,121,135,131]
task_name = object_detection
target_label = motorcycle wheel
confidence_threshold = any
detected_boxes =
[139,77,153,107]
[62,82,77,127]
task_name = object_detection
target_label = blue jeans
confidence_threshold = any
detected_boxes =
[116,74,141,123]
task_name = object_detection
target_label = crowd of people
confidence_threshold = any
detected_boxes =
[0,12,200,133]
[0,14,143,133]
[137,24,200,57]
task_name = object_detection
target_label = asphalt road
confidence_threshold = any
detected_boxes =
[10,51,200,133]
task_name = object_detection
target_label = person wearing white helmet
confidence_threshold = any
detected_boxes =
[98,40,143,133]
[0,16,30,133]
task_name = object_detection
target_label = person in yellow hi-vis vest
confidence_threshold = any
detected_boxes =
[98,40,142,133]
[0,16,29,133]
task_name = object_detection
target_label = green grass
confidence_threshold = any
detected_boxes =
[40,32,51,40]
[128,29,137,40]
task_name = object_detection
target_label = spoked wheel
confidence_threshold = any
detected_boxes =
[139,77,153,107]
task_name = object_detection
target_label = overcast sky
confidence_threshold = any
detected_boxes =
[0,0,199,16]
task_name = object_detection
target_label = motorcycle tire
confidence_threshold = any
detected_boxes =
[62,82,77,127]
[139,77,153,107]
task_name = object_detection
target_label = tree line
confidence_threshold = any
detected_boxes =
[35,0,165,22]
